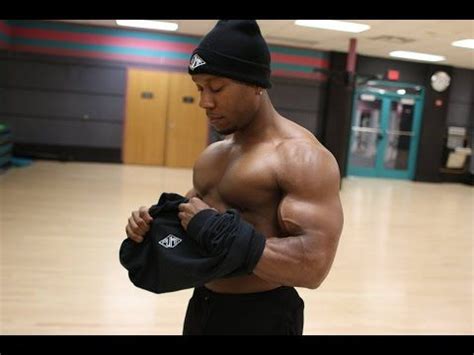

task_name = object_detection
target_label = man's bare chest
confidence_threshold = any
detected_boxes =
[194,146,281,213]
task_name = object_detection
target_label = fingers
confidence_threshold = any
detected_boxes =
[132,208,151,230]
[129,215,149,237]
[126,224,144,243]
[126,206,152,243]
[190,197,209,208]
[138,206,153,223]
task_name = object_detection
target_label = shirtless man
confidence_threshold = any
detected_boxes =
[125,20,343,335]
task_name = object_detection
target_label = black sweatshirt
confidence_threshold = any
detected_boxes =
[119,193,265,294]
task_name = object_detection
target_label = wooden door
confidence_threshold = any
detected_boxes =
[122,69,169,165]
[165,72,208,168]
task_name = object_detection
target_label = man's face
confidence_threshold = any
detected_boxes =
[191,74,260,135]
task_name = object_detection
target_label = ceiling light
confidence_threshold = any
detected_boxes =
[116,20,178,32]
[389,51,446,62]
[295,20,370,33]
[451,39,474,49]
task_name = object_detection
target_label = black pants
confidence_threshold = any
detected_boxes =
[182,286,304,335]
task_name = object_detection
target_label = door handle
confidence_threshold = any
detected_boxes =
[351,126,382,133]
[385,130,414,136]
[182,96,195,104]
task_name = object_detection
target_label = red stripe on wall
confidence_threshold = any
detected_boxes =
[271,52,329,68]
[0,21,11,35]
[11,26,196,54]
[9,25,328,69]
[10,44,190,68]
[272,69,328,81]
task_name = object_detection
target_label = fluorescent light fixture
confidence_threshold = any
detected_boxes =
[116,20,178,32]
[389,51,446,62]
[451,39,474,49]
[295,20,370,33]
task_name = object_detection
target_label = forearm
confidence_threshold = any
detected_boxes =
[253,235,331,289]
[186,208,335,289]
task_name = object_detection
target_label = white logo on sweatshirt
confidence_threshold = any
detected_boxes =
[189,54,206,70]
[159,234,182,248]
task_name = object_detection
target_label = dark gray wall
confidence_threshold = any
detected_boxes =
[210,76,326,144]
[416,64,454,182]
[0,52,126,149]
[322,52,354,178]
[447,68,474,178]
[356,54,427,85]
[447,67,473,128]
[268,76,327,139]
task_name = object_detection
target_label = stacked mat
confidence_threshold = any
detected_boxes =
[0,123,12,169]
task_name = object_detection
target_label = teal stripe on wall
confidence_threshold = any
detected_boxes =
[11,37,191,59]
[0,32,10,42]
[9,21,328,60]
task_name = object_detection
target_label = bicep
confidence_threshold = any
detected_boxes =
[273,174,343,287]
[278,191,343,244]
[276,145,344,255]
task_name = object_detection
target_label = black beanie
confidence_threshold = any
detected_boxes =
[188,20,272,88]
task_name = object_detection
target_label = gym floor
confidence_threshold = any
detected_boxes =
[0,161,472,334]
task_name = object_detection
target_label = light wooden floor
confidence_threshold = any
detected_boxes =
[0,160,472,334]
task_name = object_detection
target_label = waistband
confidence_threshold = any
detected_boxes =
[193,285,297,301]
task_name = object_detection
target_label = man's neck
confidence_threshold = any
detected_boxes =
[232,94,279,146]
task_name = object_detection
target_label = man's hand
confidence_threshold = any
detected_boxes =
[125,206,153,243]
[178,197,216,230]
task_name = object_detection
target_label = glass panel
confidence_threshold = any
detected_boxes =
[349,96,382,168]
[384,101,415,170]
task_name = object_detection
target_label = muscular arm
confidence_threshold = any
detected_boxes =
[253,141,344,289]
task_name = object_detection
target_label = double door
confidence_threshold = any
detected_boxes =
[122,68,208,168]
[347,82,425,180]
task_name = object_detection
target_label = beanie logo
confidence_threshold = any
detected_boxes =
[189,54,206,71]
[159,234,182,248]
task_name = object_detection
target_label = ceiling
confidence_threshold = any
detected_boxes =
[56,20,474,69]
